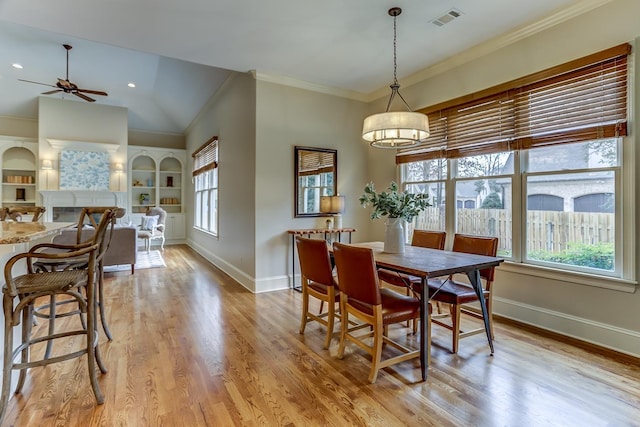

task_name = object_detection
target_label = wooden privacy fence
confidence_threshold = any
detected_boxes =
[414,208,614,254]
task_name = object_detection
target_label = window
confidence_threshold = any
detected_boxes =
[399,44,631,280]
[401,158,446,238]
[453,152,513,257]
[193,136,218,235]
[525,140,618,272]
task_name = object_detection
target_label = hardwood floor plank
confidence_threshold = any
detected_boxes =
[1,244,639,426]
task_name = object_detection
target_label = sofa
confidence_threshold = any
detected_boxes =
[53,226,138,274]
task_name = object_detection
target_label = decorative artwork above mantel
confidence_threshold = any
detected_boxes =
[59,150,111,191]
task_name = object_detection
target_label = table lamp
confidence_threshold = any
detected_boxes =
[320,195,345,229]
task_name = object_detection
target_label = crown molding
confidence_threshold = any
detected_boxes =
[369,0,615,102]
[46,138,120,153]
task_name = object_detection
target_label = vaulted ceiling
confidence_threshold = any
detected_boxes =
[0,0,608,135]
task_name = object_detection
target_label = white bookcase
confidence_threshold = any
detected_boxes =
[0,139,39,209]
[127,146,186,242]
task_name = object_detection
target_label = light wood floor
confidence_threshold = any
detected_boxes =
[1,245,639,426]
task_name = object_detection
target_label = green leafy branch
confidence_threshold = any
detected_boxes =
[359,181,430,222]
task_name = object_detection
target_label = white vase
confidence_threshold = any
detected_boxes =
[384,217,405,253]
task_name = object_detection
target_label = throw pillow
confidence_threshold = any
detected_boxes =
[141,215,159,231]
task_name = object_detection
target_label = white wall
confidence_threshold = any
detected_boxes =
[366,0,640,356]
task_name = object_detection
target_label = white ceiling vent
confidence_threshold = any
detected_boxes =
[431,8,464,27]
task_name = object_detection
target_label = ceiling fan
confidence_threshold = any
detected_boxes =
[19,44,108,102]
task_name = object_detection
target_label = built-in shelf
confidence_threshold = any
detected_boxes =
[1,144,38,209]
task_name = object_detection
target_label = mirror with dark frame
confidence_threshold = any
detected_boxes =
[294,146,337,217]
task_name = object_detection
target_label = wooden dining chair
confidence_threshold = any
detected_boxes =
[332,242,422,383]
[427,234,499,354]
[296,236,341,349]
[377,230,446,332]
[377,230,446,290]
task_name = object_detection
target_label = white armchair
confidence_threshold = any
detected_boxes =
[137,207,167,252]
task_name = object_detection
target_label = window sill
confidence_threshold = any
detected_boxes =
[193,226,218,239]
[498,261,637,293]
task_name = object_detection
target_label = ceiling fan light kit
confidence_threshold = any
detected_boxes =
[362,7,430,149]
[18,44,108,103]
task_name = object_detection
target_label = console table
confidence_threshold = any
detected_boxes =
[287,227,356,291]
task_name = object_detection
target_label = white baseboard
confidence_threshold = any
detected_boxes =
[186,240,290,293]
[187,240,256,292]
[494,297,640,358]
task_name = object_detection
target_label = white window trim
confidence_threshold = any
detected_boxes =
[400,138,637,292]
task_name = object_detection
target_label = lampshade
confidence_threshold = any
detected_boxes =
[320,195,345,214]
[41,159,53,170]
[362,7,431,149]
[362,112,430,148]
[114,163,124,173]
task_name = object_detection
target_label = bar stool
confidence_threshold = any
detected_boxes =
[0,208,116,421]
[6,206,46,222]
[33,207,121,358]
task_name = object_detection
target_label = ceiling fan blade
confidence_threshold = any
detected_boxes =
[18,79,57,88]
[77,89,108,96]
[41,89,63,95]
[74,92,95,102]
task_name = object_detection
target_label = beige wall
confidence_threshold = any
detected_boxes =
[128,129,184,149]
[0,115,37,138]
[185,72,258,288]
[38,97,128,191]
[365,0,640,356]
[254,81,369,290]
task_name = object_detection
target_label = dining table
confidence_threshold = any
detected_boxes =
[342,241,504,381]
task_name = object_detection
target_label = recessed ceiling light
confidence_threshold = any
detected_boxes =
[12,63,23,69]
[128,82,136,88]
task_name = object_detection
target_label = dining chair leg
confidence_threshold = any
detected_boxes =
[299,286,309,335]
[324,300,335,350]
[368,318,384,383]
[451,303,461,354]
[337,303,348,359]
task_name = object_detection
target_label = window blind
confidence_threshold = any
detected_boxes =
[297,150,335,176]
[192,136,218,177]
[397,43,630,164]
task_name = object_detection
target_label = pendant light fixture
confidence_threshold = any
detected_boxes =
[362,7,430,148]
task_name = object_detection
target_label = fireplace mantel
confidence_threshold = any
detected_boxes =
[40,190,127,222]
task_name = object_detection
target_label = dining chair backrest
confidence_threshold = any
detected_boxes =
[295,237,335,287]
[8,206,46,222]
[411,230,446,250]
[333,242,381,308]
[73,207,119,245]
[452,234,499,282]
